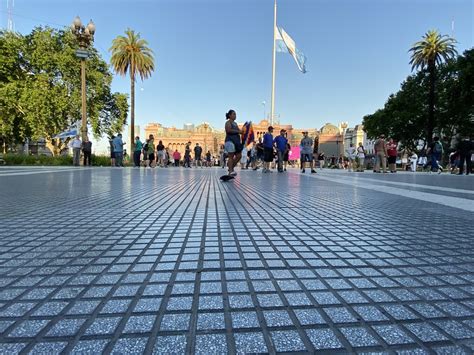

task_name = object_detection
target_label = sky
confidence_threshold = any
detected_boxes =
[2,0,473,134]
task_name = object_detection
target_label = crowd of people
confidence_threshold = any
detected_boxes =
[72,113,473,176]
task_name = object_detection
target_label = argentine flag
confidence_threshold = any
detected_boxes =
[275,26,307,74]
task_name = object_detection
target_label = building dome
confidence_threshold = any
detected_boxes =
[320,123,339,135]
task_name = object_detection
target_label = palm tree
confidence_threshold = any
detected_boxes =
[110,29,154,149]
[409,30,456,146]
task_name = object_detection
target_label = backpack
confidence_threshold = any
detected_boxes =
[143,143,148,152]
[433,141,443,154]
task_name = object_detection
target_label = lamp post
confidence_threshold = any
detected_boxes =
[70,16,95,142]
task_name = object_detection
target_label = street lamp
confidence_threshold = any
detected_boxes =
[70,16,95,142]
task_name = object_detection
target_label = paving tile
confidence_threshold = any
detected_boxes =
[270,330,307,352]
[340,326,380,347]
[195,334,227,355]
[306,328,344,350]
[85,317,121,335]
[111,337,148,354]
[29,341,68,353]
[70,339,109,353]
[196,312,226,330]
[231,311,260,329]
[234,332,268,354]
[372,324,415,345]
[152,335,187,354]
[159,313,191,331]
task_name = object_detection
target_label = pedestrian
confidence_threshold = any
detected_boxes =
[112,134,125,167]
[164,148,170,168]
[262,126,274,173]
[300,131,316,173]
[410,151,418,172]
[205,150,212,167]
[427,136,443,174]
[194,143,203,168]
[401,148,409,171]
[184,142,192,168]
[283,142,290,171]
[147,134,155,168]
[156,140,165,167]
[387,138,398,173]
[345,143,356,172]
[255,138,264,170]
[133,136,142,167]
[109,135,115,167]
[219,145,226,168]
[250,141,258,170]
[274,129,288,173]
[356,143,366,172]
[70,135,82,166]
[457,136,473,175]
[224,109,243,176]
[82,137,92,166]
[173,149,181,167]
[318,152,325,170]
[373,134,388,173]
[240,146,248,169]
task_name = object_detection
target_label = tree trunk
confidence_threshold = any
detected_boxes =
[130,64,135,152]
[427,61,436,146]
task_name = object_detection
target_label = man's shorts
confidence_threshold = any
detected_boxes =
[301,153,313,162]
[148,153,155,161]
[264,148,274,162]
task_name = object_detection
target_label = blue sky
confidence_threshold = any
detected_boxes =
[2,0,473,132]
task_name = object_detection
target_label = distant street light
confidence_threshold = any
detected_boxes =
[70,16,96,141]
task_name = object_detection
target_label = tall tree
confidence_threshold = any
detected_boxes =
[109,29,155,149]
[0,27,129,151]
[409,30,457,145]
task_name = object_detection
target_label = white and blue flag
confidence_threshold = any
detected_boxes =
[275,26,307,73]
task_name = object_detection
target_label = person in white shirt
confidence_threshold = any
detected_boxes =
[410,152,418,172]
[356,142,366,172]
[345,143,356,172]
[69,135,82,166]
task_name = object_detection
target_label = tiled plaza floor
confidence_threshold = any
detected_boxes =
[0,167,473,354]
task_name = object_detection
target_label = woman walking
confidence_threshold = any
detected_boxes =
[224,109,243,176]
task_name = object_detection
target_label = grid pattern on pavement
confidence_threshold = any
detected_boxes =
[0,167,473,354]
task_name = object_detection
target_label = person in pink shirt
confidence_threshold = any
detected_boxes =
[173,150,181,167]
[387,138,398,173]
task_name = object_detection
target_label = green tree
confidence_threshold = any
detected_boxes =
[110,29,155,150]
[0,27,128,151]
[409,30,457,145]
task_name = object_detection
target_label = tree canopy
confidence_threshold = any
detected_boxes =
[363,48,474,150]
[0,27,129,146]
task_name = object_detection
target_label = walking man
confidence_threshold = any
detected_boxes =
[300,131,316,173]
[70,135,82,166]
[427,136,444,173]
[133,136,142,167]
[184,142,192,168]
[194,143,203,168]
[82,137,92,166]
[374,134,388,173]
[457,136,473,175]
[274,129,288,173]
[262,126,274,173]
[113,134,125,167]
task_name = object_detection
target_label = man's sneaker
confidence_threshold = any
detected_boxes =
[302,169,305,173]
[229,171,237,177]
[311,169,317,174]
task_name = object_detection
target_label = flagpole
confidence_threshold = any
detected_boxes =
[270,0,277,126]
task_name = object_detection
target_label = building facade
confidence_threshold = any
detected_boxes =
[143,120,369,158]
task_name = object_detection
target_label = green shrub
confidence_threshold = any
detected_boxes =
[91,155,110,166]
[3,154,73,166]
